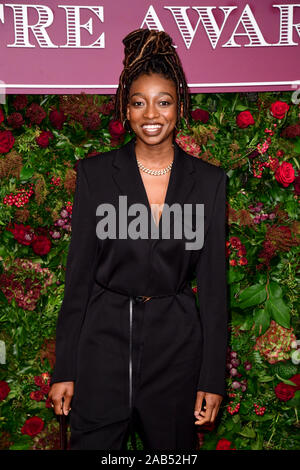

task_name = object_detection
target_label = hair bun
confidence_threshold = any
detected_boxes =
[122,29,174,67]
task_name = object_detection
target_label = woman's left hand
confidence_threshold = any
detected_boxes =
[194,390,223,425]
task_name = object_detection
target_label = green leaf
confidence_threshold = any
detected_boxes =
[237,284,267,309]
[265,298,290,328]
[253,308,270,336]
[238,424,256,439]
[267,281,282,299]
[294,137,300,153]
[228,268,245,284]
[285,390,300,407]
[275,374,298,387]
[19,166,34,181]
[257,375,274,382]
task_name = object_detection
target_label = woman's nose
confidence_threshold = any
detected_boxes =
[143,103,159,119]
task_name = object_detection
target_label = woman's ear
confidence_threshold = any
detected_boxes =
[126,104,130,121]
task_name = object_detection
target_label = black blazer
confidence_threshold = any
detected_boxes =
[51,137,228,427]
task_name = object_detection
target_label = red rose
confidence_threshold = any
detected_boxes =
[7,112,24,129]
[274,382,295,401]
[32,235,51,255]
[290,374,300,389]
[49,109,66,130]
[30,390,44,402]
[21,416,44,436]
[191,108,209,123]
[0,106,4,123]
[293,175,300,195]
[236,110,255,129]
[270,101,289,119]
[216,438,235,450]
[109,120,125,138]
[0,130,15,153]
[0,381,10,401]
[275,161,295,187]
[36,130,54,148]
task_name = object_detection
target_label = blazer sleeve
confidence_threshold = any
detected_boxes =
[196,168,228,397]
[50,159,98,386]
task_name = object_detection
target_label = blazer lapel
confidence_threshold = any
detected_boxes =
[111,137,197,233]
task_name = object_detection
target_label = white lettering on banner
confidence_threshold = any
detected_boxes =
[140,5,164,32]
[223,4,272,47]
[6,4,58,48]
[5,4,104,48]
[59,6,104,48]
[1,3,300,49]
[273,4,300,45]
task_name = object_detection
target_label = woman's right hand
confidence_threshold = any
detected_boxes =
[48,381,74,415]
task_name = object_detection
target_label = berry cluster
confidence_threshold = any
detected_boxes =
[253,403,266,416]
[49,175,61,187]
[227,401,241,415]
[3,184,34,207]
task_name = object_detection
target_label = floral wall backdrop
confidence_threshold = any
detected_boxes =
[0,91,299,450]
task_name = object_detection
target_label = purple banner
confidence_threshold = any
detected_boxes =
[0,0,300,94]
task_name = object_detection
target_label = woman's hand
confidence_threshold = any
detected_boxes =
[194,390,223,425]
[48,381,74,415]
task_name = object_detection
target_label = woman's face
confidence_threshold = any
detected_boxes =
[126,72,183,147]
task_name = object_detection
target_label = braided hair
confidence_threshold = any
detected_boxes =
[114,28,190,132]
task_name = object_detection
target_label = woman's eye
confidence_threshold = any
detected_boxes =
[133,101,143,106]
[160,101,170,106]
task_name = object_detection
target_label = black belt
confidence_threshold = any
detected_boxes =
[94,280,192,449]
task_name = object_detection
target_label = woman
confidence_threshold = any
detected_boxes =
[49,28,228,451]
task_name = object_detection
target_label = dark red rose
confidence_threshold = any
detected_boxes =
[32,235,51,255]
[13,95,28,110]
[0,381,10,401]
[275,161,295,187]
[40,384,50,395]
[109,119,125,138]
[25,103,47,125]
[191,108,209,123]
[0,130,15,153]
[281,123,300,139]
[7,112,24,129]
[49,108,66,130]
[216,438,235,450]
[0,106,4,123]
[21,416,44,436]
[270,101,289,119]
[293,174,300,195]
[236,110,255,129]
[81,112,101,131]
[36,130,54,148]
[274,382,295,401]
[34,375,44,387]
[30,390,44,402]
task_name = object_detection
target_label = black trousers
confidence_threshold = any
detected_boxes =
[70,404,199,451]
